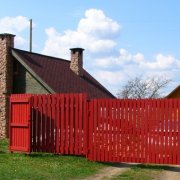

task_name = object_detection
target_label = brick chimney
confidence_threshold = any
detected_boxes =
[0,33,15,138]
[70,48,84,76]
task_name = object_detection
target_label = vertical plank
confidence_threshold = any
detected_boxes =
[169,99,173,164]
[88,100,93,161]
[132,100,136,163]
[148,100,153,163]
[104,99,109,162]
[156,99,160,164]
[60,94,65,154]
[65,95,69,154]
[161,99,165,164]
[121,99,125,162]
[51,95,56,153]
[83,94,88,156]
[36,96,41,152]
[56,95,60,154]
[124,100,128,162]
[92,99,97,161]
[41,96,46,152]
[97,99,101,161]
[46,95,51,152]
[173,99,177,164]
[140,100,145,163]
[32,96,37,152]
[117,100,121,162]
[101,100,105,162]
[79,94,83,155]
[109,100,113,162]
[178,99,180,164]
[128,100,133,163]
[74,94,79,155]
[113,100,117,162]
[137,100,141,163]
[111,100,115,162]
[69,94,74,154]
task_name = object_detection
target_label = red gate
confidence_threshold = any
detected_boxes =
[87,99,180,165]
[9,94,31,153]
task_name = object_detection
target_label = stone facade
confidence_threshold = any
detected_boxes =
[13,62,49,94]
[0,34,15,138]
[70,48,84,76]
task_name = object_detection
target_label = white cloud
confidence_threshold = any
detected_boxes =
[92,48,180,95]
[142,54,177,69]
[94,70,125,85]
[41,8,180,96]
[42,9,121,59]
[0,16,34,47]
[0,16,30,33]
[78,9,120,38]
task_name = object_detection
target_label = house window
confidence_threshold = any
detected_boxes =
[13,61,19,75]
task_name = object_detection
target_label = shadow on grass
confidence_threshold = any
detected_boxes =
[28,153,85,158]
[0,151,6,154]
[135,164,180,172]
[3,150,180,173]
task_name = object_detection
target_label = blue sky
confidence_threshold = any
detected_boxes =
[1,0,180,96]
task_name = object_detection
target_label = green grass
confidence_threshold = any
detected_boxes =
[0,139,106,180]
[112,164,164,180]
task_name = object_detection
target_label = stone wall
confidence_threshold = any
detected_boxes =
[0,34,15,138]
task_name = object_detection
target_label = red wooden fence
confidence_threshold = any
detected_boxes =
[88,99,180,164]
[9,93,88,155]
[31,94,88,155]
[9,95,180,165]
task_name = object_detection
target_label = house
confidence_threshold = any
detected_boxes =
[0,33,115,138]
[166,85,180,98]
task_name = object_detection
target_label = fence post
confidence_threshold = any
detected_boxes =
[9,94,32,153]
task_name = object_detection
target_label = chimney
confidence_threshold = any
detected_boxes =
[0,33,15,138]
[70,48,84,76]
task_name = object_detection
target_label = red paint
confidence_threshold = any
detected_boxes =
[9,96,180,165]
[88,98,180,165]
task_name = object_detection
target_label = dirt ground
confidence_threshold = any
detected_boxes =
[157,166,180,180]
[84,164,131,180]
[83,164,180,180]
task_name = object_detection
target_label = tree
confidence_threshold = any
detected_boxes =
[117,76,171,99]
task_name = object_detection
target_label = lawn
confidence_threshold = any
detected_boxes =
[0,139,106,180]
[0,139,170,180]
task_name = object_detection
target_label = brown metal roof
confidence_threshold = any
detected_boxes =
[166,85,180,98]
[12,48,115,99]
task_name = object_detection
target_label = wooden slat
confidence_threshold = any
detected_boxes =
[83,94,88,155]
[60,94,65,154]
[69,94,74,154]
[56,95,60,154]
[79,94,83,155]
[88,100,93,161]
[65,95,69,154]
[178,99,180,164]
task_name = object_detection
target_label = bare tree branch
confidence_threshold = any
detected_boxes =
[117,76,171,99]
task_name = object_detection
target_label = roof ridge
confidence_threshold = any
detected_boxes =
[12,48,70,63]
